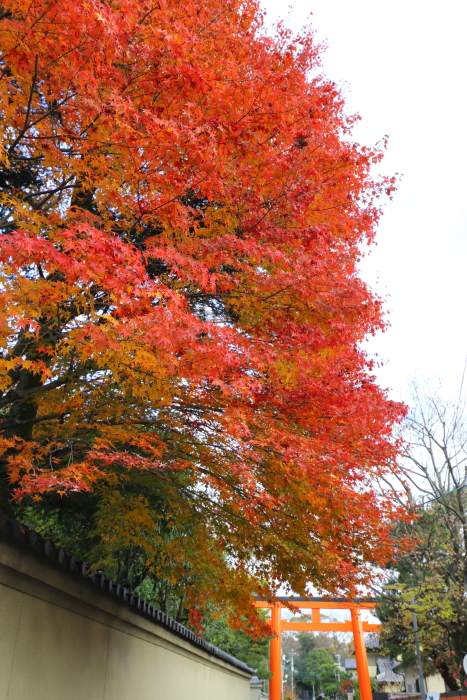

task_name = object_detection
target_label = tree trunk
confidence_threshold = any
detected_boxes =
[4,366,43,440]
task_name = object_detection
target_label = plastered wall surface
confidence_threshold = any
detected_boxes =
[0,537,251,700]
[403,667,446,695]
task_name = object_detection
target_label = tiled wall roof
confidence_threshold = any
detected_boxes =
[366,633,380,648]
[0,509,254,674]
[375,657,405,683]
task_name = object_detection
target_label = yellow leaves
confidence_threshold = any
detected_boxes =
[0,436,20,459]
[0,143,9,168]
[0,357,50,391]
[92,489,162,556]
[0,364,14,393]
[99,313,118,326]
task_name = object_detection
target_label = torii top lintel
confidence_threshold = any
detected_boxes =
[253,596,380,633]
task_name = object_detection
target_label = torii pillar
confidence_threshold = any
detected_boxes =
[255,597,378,700]
[269,603,282,700]
[351,607,373,700]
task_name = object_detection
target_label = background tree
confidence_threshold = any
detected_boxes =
[353,676,378,700]
[378,380,467,689]
[283,626,354,699]
[339,678,354,697]
[0,0,405,627]
[199,605,272,679]
[314,619,354,660]
[295,636,348,698]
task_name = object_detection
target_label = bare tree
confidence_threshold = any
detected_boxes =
[400,378,467,587]
[377,378,467,689]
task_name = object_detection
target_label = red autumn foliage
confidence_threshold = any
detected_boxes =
[0,0,405,623]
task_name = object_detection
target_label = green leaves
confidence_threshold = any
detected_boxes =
[296,642,345,696]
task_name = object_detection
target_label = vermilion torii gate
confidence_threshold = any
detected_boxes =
[254,597,380,700]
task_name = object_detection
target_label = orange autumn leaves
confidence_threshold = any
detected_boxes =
[0,0,404,612]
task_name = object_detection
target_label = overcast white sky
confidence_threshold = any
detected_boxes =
[261,0,467,402]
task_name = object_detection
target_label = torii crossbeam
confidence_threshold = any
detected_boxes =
[254,597,380,700]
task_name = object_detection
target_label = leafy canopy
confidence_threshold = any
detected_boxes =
[0,0,405,624]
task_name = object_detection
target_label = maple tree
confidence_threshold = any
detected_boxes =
[0,0,406,626]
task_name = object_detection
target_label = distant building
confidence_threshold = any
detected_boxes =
[393,662,446,696]
[344,654,405,693]
[344,634,446,696]
[374,658,405,693]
